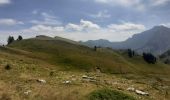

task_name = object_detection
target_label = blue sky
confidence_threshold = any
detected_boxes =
[0,0,170,43]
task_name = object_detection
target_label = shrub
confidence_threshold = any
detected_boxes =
[17,35,23,41]
[88,89,136,100]
[143,53,157,64]
[5,64,11,70]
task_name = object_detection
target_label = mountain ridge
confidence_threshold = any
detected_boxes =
[82,25,170,55]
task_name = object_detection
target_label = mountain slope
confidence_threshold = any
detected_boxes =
[1,47,170,100]
[80,39,113,47]
[7,35,170,75]
[83,26,170,55]
[132,26,170,54]
[160,50,170,64]
[0,36,170,100]
[8,36,134,73]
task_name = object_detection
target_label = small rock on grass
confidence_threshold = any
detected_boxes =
[127,87,135,92]
[36,79,46,84]
[135,90,149,96]
[24,90,32,95]
[63,80,71,84]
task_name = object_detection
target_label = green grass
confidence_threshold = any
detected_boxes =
[88,89,136,100]
[0,36,170,100]
[6,36,170,75]
[8,38,133,73]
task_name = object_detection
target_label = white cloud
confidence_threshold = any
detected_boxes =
[66,19,100,31]
[0,18,24,26]
[0,19,146,43]
[80,19,100,30]
[66,23,82,31]
[22,25,64,37]
[30,12,62,25]
[108,22,145,31]
[0,0,10,5]
[90,10,111,18]
[25,25,64,32]
[160,23,170,28]
[22,20,145,42]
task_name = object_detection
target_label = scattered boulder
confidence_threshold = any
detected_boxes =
[24,90,32,95]
[63,80,71,84]
[82,75,88,79]
[36,79,46,84]
[117,87,124,90]
[127,87,135,92]
[82,75,95,80]
[89,79,97,83]
[82,75,96,82]
[127,87,149,96]
[135,90,149,96]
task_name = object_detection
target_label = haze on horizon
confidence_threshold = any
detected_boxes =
[0,0,170,44]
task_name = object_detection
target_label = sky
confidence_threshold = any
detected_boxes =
[0,0,170,44]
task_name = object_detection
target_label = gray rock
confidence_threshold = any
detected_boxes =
[127,87,135,92]
[37,79,46,84]
[24,90,32,95]
[135,90,149,96]
[63,80,71,84]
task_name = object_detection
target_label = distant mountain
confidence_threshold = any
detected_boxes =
[81,39,114,47]
[83,26,170,55]
[124,26,170,55]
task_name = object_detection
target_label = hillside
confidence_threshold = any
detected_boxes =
[83,26,170,55]
[7,35,170,74]
[0,35,170,100]
[160,50,170,64]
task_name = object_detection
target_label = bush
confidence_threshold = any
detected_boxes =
[5,64,11,70]
[17,35,23,41]
[88,89,136,100]
[143,53,157,64]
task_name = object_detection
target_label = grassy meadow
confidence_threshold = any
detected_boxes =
[0,36,169,100]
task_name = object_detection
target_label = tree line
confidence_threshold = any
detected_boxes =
[93,46,157,64]
[127,49,157,64]
[7,35,23,45]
